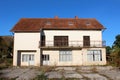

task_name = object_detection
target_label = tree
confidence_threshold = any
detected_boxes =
[106,46,112,63]
[110,47,120,66]
[0,37,8,58]
[106,46,112,54]
[0,36,13,58]
[113,34,120,48]
[7,40,13,58]
[110,34,120,66]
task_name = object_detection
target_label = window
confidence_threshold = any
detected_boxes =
[41,35,45,46]
[87,50,102,61]
[54,36,68,46]
[86,21,91,26]
[83,36,90,47]
[46,21,51,25]
[22,54,25,62]
[42,54,49,61]
[68,22,73,25]
[22,54,34,62]
[59,51,72,61]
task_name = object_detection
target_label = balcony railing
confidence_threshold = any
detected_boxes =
[40,41,106,48]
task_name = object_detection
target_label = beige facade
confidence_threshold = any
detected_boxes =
[42,48,106,66]
[13,32,41,66]
[44,30,102,47]
[13,30,106,66]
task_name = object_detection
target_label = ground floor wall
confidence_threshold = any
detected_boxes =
[13,49,40,66]
[82,48,106,65]
[42,48,106,66]
[13,48,106,66]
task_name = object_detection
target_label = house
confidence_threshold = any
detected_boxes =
[11,16,106,66]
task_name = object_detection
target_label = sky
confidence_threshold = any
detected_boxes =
[0,0,120,46]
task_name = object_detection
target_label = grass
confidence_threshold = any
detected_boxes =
[0,62,114,80]
[90,66,98,73]
[37,66,55,73]
[34,72,48,80]
[34,66,82,80]
[0,58,13,70]
[0,58,13,80]
[34,75,82,80]
[34,66,56,80]
[0,78,16,80]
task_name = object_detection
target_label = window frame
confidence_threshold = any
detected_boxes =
[83,36,90,47]
[42,54,49,61]
[46,21,51,25]
[87,50,102,61]
[41,35,45,46]
[68,21,74,25]
[54,36,68,47]
[22,54,34,62]
[59,50,72,62]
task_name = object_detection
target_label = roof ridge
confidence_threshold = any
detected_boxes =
[21,18,96,19]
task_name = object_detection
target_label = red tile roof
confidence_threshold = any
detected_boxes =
[11,17,105,32]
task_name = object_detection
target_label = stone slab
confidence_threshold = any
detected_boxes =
[82,73,107,80]
[45,71,62,78]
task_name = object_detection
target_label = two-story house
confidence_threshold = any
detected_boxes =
[11,16,106,66]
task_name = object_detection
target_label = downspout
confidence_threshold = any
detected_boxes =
[40,29,42,66]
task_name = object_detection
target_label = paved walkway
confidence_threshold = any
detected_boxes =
[0,66,120,80]
[0,67,40,80]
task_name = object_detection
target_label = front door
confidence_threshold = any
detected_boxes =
[22,54,35,66]
[28,54,34,66]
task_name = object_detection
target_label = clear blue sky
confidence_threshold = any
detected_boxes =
[0,0,120,46]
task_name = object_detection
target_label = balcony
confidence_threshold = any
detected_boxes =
[40,41,106,49]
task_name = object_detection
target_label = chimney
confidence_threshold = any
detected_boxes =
[54,16,59,19]
[75,16,79,19]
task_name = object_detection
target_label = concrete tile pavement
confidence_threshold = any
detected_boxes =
[82,73,107,80]
[0,68,40,80]
[0,66,120,80]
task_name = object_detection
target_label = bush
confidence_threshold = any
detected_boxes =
[34,72,47,80]
[0,58,13,70]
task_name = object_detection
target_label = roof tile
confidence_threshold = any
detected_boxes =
[11,18,105,32]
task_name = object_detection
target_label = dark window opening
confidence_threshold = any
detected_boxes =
[41,35,45,46]
[54,36,68,47]
[83,36,90,47]
[42,54,49,61]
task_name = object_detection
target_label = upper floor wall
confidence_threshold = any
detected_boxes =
[14,29,105,50]
[43,30,102,41]
[14,32,40,50]
[41,30,105,47]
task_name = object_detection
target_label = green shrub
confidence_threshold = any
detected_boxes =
[0,58,13,70]
[34,72,47,80]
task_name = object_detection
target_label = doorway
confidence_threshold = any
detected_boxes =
[17,52,21,66]
[22,54,35,66]
[42,54,49,65]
